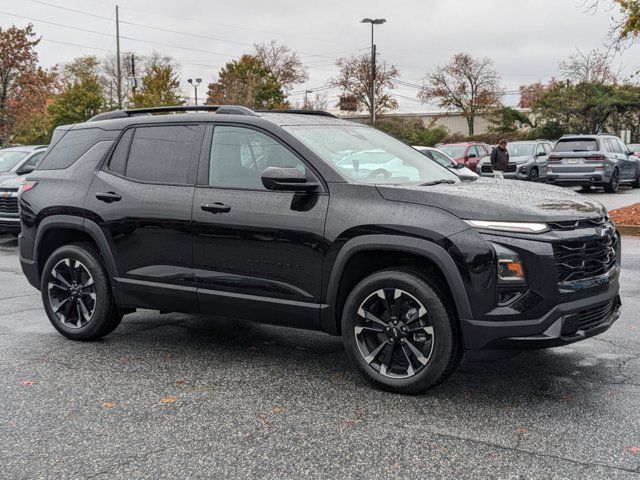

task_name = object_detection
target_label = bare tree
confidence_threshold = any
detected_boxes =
[101,52,134,105]
[560,48,619,83]
[254,41,309,92]
[333,54,400,118]
[419,53,502,135]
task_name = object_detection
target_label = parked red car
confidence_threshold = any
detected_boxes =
[439,143,491,172]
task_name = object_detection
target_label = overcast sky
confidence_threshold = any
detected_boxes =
[1,0,637,112]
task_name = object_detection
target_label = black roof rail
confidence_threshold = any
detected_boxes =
[257,109,338,118]
[88,105,258,122]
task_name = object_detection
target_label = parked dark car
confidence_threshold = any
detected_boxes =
[477,140,553,182]
[546,134,640,192]
[438,142,490,173]
[413,146,478,181]
[0,145,47,233]
[19,106,621,393]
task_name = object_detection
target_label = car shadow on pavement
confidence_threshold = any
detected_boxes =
[91,311,626,410]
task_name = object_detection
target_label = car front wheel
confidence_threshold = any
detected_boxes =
[41,243,122,341]
[341,269,462,394]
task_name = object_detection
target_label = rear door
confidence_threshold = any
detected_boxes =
[613,138,636,180]
[192,124,329,329]
[85,123,203,312]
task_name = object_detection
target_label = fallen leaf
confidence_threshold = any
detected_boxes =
[625,446,640,454]
[163,353,174,360]
[563,394,572,401]
[248,346,258,352]
[19,380,36,386]
[258,415,272,428]
[332,372,343,380]
[175,380,188,385]
[160,395,178,404]
[102,402,116,409]
[272,406,285,414]
[516,428,529,434]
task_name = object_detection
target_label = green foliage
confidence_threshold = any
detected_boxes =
[130,62,184,108]
[206,54,286,109]
[375,117,448,147]
[487,107,532,135]
[13,108,52,144]
[48,56,105,128]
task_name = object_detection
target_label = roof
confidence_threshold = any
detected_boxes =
[0,144,48,152]
[83,105,354,130]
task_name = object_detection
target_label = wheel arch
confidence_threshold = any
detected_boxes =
[320,235,473,335]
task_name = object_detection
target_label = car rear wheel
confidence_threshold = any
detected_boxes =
[341,269,461,394]
[632,168,640,189]
[604,168,620,193]
[41,243,122,341]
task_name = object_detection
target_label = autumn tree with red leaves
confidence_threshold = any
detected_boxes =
[0,24,56,146]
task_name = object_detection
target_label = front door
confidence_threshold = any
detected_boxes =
[192,124,328,329]
[85,123,203,312]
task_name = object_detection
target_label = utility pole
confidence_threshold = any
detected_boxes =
[361,18,386,124]
[115,5,122,109]
[130,53,136,95]
[304,90,312,109]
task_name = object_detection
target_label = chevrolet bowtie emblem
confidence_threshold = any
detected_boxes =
[1,192,9,199]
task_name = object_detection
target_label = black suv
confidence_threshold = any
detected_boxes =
[18,106,622,393]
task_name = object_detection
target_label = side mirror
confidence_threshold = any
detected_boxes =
[454,162,466,170]
[536,151,546,157]
[261,167,319,192]
[16,164,36,175]
[467,153,477,159]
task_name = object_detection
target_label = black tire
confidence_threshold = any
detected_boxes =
[632,168,640,189]
[40,243,122,341]
[341,269,462,394]
[580,185,593,192]
[604,168,620,193]
[528,167,539,182]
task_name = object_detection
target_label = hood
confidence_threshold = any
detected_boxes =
[0,173,26,190]
[509,155,532,164]
[376,178,606,222]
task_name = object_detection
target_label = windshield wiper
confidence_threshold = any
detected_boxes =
[418,179,457,186]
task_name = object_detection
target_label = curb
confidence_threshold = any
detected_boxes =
[616,225,640,236]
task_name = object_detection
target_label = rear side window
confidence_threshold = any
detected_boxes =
[124,125,199,184]
[108,129,133,175]
[553,139,598,153]
[38,128,104,170]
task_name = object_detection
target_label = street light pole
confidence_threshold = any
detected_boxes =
[188,78,202,106]
[361,18,386,124]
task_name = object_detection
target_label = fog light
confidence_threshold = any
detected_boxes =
[491,243,526,284]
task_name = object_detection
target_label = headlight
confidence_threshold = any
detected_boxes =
[465,220,549,234]
[491,243,526,284]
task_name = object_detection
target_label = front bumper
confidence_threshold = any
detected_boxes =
[462,286,620,358]
[0,215,20,233]
[479,163,532,180]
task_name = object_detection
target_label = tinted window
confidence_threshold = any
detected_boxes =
[603,138,615,153]
[553,139,598,153]
[22,151,46,169]
[39,128,105,170]
[209,126,305,190]
[125,125,198,184]
[108,129,133,175]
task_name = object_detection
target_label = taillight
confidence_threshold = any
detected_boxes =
[18,181,38,195]
[547,155,561,161]
[585,155,605,161]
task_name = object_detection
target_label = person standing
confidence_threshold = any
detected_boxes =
[490,139,509,180]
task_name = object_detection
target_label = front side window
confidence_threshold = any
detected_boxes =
[284,125,459,185]
[125,125,198,184]
[0,150,28,172]
[21,151,46,169]
[535,144,546,156]
[209,126,306,190]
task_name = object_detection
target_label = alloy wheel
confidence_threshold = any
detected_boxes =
[47,258,96,329]
[354,288,434,379]
[612,170,620,190]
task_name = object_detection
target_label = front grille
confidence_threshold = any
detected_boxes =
[577,297,617,330]
[480,164,516,173]
[553,234,617,283]
[0,190,18,215]
[505,164,517,173]
[549,216,609,231]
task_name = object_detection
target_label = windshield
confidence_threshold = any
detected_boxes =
[507,143,535,156]
[0,150,28,172]
[284,125,459,185]
[553,139,598,152]
[439,146,466,158]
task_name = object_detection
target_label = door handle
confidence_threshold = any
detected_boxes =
[95,191,122,203]
[201,202,231,214]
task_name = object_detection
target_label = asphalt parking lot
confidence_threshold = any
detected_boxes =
[1,187,639,479]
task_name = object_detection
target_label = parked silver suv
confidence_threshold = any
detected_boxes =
[546,134,640,193]
[477,140,553,182]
